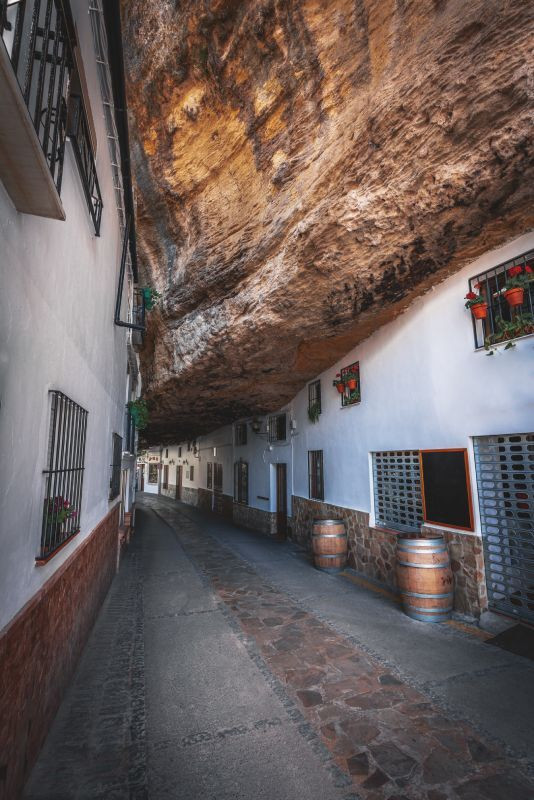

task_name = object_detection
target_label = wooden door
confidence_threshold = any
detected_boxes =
[276,463,287,539]
[176,465,182,500]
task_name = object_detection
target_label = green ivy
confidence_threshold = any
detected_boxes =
[128,398,149,430]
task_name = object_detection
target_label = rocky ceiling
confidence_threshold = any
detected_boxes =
[121,0,533,445]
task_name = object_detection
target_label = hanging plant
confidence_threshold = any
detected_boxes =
[128,398,149,430]
[484,313,534,355]
[332,373,345,394]
[344,371,358,391]
[464,290,487,320]
[141,287,161,311]
[503,264,533,308]
[308,401,321,424]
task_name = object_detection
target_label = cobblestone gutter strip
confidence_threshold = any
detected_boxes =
[24,542,148,800]
[151,500,534,800]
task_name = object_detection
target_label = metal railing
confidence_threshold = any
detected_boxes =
[40,390,88,562]
[0,0,73,193]
[469,248,534,348]
[124,407,135,455]
[67,93,103,234]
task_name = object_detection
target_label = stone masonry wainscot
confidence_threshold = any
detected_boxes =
[293,498,488,618]
[232,503,277,536]
[0,505,120,800]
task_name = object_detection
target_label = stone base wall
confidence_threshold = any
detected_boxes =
[161,484,176,500]
[233,503,277,536]
[181,486,198,507]
[0,505,119,800]
[292,496,398,589]
[422,526,488,618]
[197,487,213,512]
[214,492,233,520]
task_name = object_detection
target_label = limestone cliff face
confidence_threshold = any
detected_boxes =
[122,0,533,442]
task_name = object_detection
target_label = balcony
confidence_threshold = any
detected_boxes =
[0,0,72,219]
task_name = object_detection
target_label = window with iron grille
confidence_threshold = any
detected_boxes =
[124,407,135,454]
[39,391,88,562]
[109,434,123,501]
[339,361,360,408]
[234,461,248,505]
[308,381,321,417]
[268,414,287,443]
[148,464,158,483]
[165,448,169,458]
[207,462,213,489]
[468,248,534,349]
[372,451,423,532]
[178,446,182,457]
[162,465,169,489]
[235,423,247,446]
[214,463,223,493]
[308,451,324,501]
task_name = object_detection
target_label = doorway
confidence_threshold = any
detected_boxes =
[276,463,287,539]
[176,465,182,500]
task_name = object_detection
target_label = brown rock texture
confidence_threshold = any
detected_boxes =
[121,0,534,442]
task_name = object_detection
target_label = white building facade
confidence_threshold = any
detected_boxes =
[0,2,143,796]
[161,231,534,626]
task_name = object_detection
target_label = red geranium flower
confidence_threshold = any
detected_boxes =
[465,291,477,300]
[525,265,533,273]
[508,265,522,277]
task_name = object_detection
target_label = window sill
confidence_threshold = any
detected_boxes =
[35,530,80,566]
[474,331,534,353]
[340,401,361,409]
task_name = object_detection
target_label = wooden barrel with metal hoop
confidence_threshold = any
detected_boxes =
[396,536,453,622]
[312,519,347,573]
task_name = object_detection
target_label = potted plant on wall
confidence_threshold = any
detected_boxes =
[141,287,161,311]
[484,313,534,355]
[332,373,345,394]
[308,401,321,424]
[503,264,533,308]
[464,289,488,319]
[344,371,358,391]
[128,398,149,430]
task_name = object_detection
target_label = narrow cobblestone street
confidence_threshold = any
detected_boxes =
[24,495,534,800]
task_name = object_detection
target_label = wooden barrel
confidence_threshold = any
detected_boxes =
[312,519,347,573]
[396,536,453,622]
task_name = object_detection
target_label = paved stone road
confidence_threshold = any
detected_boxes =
[24,495,534,800]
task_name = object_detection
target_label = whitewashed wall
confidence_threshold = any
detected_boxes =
[0,0,129,630]
[291,231,534,528]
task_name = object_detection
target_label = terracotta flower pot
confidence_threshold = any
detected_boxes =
[336,383,345,394]
[504,287,524,307]
[346,378,358,390]
[471,302,488,320]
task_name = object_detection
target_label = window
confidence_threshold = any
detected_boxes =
[268,414,287,443]
[338,361,360,407]
[372,451,423,533]
[186,465,194,481]
[165,448,169,458]
[109,433,123,501]
[214,463,223,493]
[234,461,248,505]
[163,465,169,489]
[148,464,158,484]
[308,451,324,501]
[468,248,534,349]
[178,446,182,457]
[235,423,247,446]
[308,380,321,419]
[207,462,213,489]
[39,391,88,562]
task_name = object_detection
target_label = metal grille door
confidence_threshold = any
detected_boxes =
[474,433,534,623]
[372,451,423,533]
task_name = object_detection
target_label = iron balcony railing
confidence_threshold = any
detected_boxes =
[0,0,73,194]
[66,93,103,234]
[124,407,135,455]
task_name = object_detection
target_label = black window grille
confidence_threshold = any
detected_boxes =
[39,390,88,562]
[214,463,223,493]
[468,249,534,349]
[235,423,247,446]
[148,463,158,483]
[109,433,122,501]
[308,450,324,501]
[0,0,73,194]
[339,361,360,407]
[66,93,103,234]
[372,451,423,533]
[124,406,135,454]
[268,414,287,443]
[308,380,321,415]
[207,462,213,489]
[234,461,248,505]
